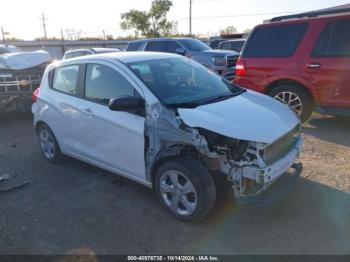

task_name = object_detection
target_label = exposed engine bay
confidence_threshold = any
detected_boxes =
[144,102,302,199]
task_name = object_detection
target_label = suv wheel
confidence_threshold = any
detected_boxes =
[154,157,216,222]
[269,84,313,122]
[37,124,62,162]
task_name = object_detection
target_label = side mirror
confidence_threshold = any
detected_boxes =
[108,96,145,115]
[175,48,186,56]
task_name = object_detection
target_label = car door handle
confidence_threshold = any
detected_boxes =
[307,63,321,69]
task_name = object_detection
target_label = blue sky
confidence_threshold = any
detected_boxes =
[1,0,349,39]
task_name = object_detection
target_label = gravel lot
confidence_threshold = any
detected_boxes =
[0,113,349,255]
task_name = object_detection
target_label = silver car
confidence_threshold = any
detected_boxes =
[32,52,302,222]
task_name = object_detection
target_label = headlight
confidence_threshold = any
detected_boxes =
[211,56,227,66]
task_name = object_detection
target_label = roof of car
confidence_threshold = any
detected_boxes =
[221,39,246,43]
[129,37,196,43]
[91,47,121,53]
[64,48,93,54]
[60,51,180,64]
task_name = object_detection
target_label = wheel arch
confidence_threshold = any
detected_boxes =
[35,120,62,151]
[35,120,48,133]
[265,79,316,108]
[150,144,202,188]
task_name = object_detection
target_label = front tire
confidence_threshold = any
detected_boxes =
[154,157,216,222]
[37,124,62,163]
[269,84,314,122]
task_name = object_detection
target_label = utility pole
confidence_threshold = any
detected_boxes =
[189,0,193,36]
[1,26,7,46]
[60,29,65,41]
[61,28,66,55]
[39,13,48,40]
[103,30,106,41]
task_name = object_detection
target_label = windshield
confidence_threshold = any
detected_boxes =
[179,39,211,51]
[127,57,244,108]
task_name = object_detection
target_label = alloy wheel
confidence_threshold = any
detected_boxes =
[159,170,197,216]
[274,91,303,116]
[39,129,56,159]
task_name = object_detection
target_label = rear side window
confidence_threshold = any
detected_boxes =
[127,41,143,51]
[85,64,135,104]
[53,65,79,94]
[312,19,350,57]
[145,41,167,52]
[166,41,181,53]
[243,23,309,58]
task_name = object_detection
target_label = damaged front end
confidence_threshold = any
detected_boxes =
[145,101,302,201]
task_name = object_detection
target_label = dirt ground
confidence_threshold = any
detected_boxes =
[0,113,349,255]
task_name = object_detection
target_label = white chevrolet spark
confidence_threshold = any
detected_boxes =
[32,52,302,221]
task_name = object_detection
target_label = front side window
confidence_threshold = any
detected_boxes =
[166,41,182,53]
[52,65,79,94]
[128,57,244,108]
[243,23,309,58]
[127,41,143,51]
[85,64,135,104]
[145,41,167,52]
[312,19,350,57]
[179,39,210,51]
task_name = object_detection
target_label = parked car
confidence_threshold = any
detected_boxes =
[0,45,51,112]
[218,39,246,53]
[208,39,225,49]
[126,38,239,81]
[234,10,350,122]
[32,52,302,221]
[62,47,122,59]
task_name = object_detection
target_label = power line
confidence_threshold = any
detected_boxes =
[176,10,308,21]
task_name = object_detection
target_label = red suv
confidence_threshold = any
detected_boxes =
[234,10,350,122]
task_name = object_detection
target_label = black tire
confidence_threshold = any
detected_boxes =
[154,157,216,222]
[268,84,314,122]
[211,172,233,203]
[36,123,62,163]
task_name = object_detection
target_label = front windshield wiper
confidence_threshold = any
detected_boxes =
[166,102,200,109]
[200,90,246,105]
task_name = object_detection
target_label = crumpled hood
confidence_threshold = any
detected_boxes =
[178,90,300,144]
[0,50,51,70]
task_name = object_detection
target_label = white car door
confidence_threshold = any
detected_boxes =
[75,61,146,181]
[45,64,83,155]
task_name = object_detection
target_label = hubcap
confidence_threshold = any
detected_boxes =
[159,170,197,216]
[39,129,55,159]
[274,92,303,116]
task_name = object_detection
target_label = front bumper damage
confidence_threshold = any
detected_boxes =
[228,136,303,202]
[145,101,303,206]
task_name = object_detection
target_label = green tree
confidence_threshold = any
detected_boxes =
[220,26,237,35]
[120,0,177,37]
[243,28,252,35]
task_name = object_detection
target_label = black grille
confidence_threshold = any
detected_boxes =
[226,56,238,67]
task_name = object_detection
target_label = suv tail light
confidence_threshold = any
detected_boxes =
[236,59,247,76]
[32,87,40,103]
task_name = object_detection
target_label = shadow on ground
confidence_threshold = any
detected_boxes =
[1,154,350,255]
[1,114,350,255]
[303,115,350,147]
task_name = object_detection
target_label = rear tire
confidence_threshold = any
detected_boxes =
[154,157,216,222]
[37,124,62,163]
[268,84,314,122]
